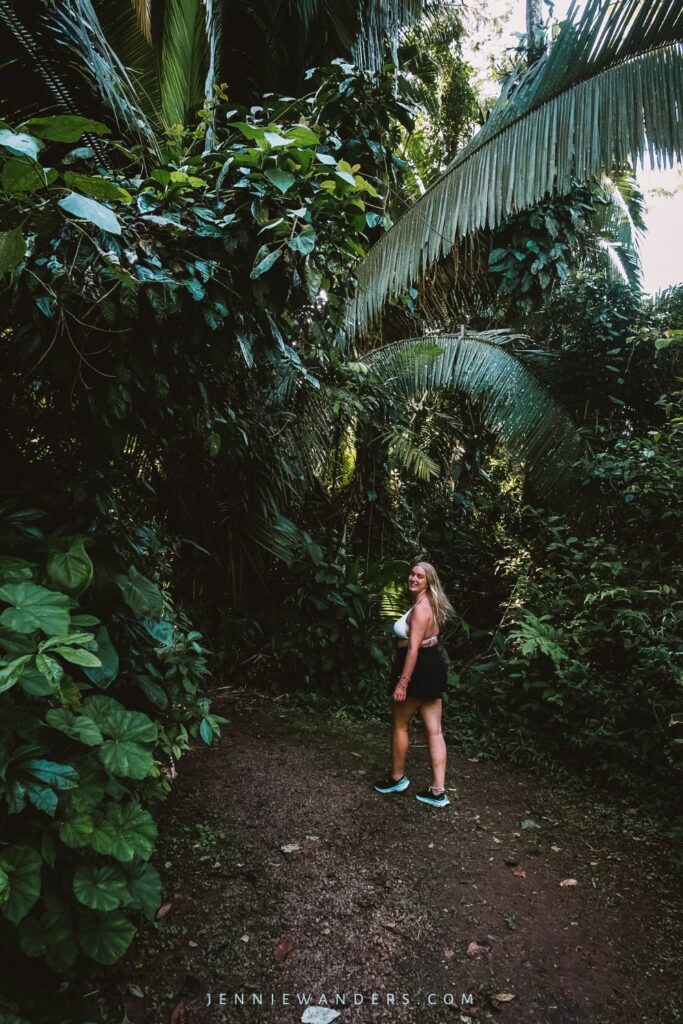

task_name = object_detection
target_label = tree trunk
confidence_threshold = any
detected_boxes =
[526,0,545,65]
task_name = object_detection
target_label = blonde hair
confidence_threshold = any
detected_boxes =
[412,561,455,625]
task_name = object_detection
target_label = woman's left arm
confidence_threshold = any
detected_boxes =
[393,603,431,702]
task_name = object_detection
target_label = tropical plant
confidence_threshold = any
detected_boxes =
[0,501,225,995]
[350,0,683,335]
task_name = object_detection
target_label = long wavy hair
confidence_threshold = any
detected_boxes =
[412,561,455,625]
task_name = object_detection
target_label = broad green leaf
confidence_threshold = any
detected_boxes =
[286,126,319,146]
[25,759,78,789]
[1,158,57,193]
[53,646,102,667]
[92,802,156,862]
[135,675,169,708]
[0,556,35,583]
[0,846,42,924]
[335,169,356,187]
[264,168,295,194]
[58,191,122,235]
[77,908,136,964]
[230,121,264,141]
[83,625,119,687]
[0,582,70,635]
[0,655,31,694]
[19,895,79,971]
[63,172,132,203]
[123,861,161,919]
[46,537,93,596]
[73,863,128,911]
[66,764,107,812]
[35,652,64,690]
[315,152,337,165]
[287,229,316,255]
[22,115,109,142]
[264,131,291,147]
[0,227,25,276]
[98,707,157,779]
[26,783,58,816]
[45,708,103,746]
[0,130,42,160]
[59,811,94,848]
[140,618,173,646]
[113,567,163,618]
[250,246,281,279]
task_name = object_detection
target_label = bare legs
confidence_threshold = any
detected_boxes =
[390,697,447,791]
[419,699,447,792]
[391,697,421,779]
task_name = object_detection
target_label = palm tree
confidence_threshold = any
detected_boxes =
[0,0,427,144]
[350,0,683,337]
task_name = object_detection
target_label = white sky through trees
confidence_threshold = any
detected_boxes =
[461,0,682,293]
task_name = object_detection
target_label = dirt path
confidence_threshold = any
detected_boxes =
[97,690,682,1024]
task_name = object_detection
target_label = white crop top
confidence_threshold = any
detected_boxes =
[393,609,411,638]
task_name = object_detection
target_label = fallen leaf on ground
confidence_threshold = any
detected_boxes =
[156,902,173,918]
[560,878,578,887]
[521,819,539,829]
[128,983,145,998]
[169,1002,187,1024]
[240,933,250,942]
[467,940,492,957]
[301,1008,341,1024]
[281,843,300,853]
[492,992,516,1003]
[188,940,198,948]
[550,844,561,852]
[274,937,296,961]
[444,947,455,958]
[512,867,526,878]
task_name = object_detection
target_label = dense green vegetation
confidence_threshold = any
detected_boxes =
[0,0,682,1019]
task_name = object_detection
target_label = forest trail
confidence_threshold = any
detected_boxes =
[100,690,681,1024]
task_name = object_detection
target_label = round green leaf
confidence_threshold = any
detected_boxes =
[46,537,93,597]
[0,227,26,276]
[0,582,70,635]
[94,802,156,863]
[46,708,103,746]
[0,846,42,924]
[123,861,161,918]
[73,864,128,911]
[58,191,122,235]
[59,811,94,848]
[77,908,136,965]
[97,707,157,778]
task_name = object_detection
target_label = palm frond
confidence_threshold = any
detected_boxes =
[160,0,208,130]
[379,425,441,480]
[590,172,645,285]
[132,0,153,42]
[48,0,160,158]
[350,0,683,335]
[364,331,587,499]
[93,0,162,121]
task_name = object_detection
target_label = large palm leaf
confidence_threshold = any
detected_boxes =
[350,0,683,336]
[291,332,586,501]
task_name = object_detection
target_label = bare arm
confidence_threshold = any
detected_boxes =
[393,602,431,702]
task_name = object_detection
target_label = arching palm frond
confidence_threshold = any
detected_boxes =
[48,0,160,157]
[591,172,646,286]
[350,0,683,336]
[364,332,587,499]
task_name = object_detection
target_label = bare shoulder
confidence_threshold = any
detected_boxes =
[410,600,432,622]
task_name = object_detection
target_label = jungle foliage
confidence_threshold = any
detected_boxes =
[0,0,682,1015]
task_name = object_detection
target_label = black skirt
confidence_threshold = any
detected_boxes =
[387,645,447,701]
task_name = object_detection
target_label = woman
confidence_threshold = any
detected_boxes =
[374,561,454,808]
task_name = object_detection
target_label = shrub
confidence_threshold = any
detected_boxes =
[0,503,226,981]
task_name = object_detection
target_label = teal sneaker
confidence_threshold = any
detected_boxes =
[374,773,410,794]
[415,786,449,807]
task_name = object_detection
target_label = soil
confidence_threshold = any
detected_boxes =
[92,688,682,1024]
